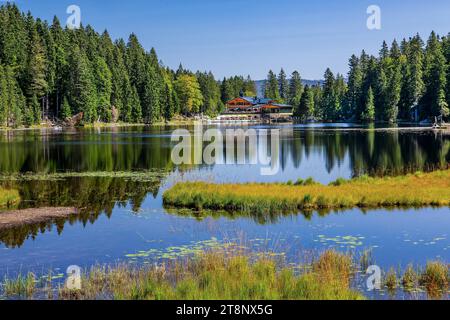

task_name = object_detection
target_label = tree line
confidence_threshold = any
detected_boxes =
[264,32,449,123]
[0,4,259,127]
[0,4,449,127]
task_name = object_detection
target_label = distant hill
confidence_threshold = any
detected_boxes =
[254,79,324,98]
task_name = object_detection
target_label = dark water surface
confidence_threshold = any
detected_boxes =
[0,124,449,290]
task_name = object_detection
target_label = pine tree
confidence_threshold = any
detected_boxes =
[321,68,337,120]
[295,85,315,121]
[421,32,449,119]
[130,85,142,123]
[162,82,174,121]
[399,35,425,120]
[288,71,303,107]
[60,96,72,120]
[93,57,112,122]
[278,68,289,102]
[243,75,256,97]
[345,55,363,119]
[361,86,375,122]
[265,70,280,101]
[67,45,97,122]
[26,24,48,123]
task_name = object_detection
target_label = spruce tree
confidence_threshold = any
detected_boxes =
[361,86,375,122]
[296,85,315,121]
[345,55,363,119]
[288,71,303,107]
[278,68,289,102]
[421,32,449,119]
[265,70,280,101]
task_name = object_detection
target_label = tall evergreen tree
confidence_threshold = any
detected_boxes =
[345,55,363,119]
[421,32,449,119]
[361,86,375,122]
[278,68,289,102]
[265,70,280,101]
[288,71,303,107]
[295,85,315,121]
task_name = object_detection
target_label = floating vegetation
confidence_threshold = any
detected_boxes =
[125,238,235,261]
[0,170,168,183]
[163,169,450,213]
[316,235,365,249]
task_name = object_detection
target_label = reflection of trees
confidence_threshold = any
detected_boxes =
[166,208,335,225]
[0,177,163,248]
[1,127,448,178]
[0,127,174,173]
[278,130,450,177]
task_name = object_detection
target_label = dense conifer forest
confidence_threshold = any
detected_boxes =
[0,3,448,127]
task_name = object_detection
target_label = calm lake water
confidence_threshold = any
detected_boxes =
[0,124,449,296]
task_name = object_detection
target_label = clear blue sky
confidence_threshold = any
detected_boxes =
[12,0,450,80]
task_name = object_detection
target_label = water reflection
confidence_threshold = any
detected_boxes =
[0,125,449,280]
[0,177,162,247]
[0,126,448,178]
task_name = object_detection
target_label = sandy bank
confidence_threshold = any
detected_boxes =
[0,207,78,229]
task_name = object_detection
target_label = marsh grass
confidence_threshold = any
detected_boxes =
[163,170,450,213]
[4,250,364,300]
[0,187,20,208]
[3,272,36,298]
[384,268,399,292]
[419,261,449,298]
[401,265,419,292]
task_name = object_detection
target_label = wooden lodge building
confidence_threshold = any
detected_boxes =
[218,96,294,122]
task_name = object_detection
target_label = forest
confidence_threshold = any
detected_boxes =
[0,3,449,127]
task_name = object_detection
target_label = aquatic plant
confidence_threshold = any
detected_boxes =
[419,261,449,297]
[401,265,418,291]
[163,169,450,213]
[384,268,399,291]
[0,187,20,208]
[3,272,36,298]
[3,250,364,300]
[0,170,167,183]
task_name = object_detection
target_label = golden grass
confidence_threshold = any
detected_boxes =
[56,250,364,300]
[0,187,20,209]
[163,170,450,213]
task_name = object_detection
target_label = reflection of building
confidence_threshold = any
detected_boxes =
[220,96,294,122]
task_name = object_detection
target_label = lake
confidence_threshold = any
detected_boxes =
[0,124,449,296]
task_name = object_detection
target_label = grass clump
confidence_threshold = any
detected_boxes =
[5,250,364,300]
[0,187,20,209]
[384,268,398,292]
[163,169,450,214]
[401,265,418,291]
[3,273,36,298]
[419,261,449,297]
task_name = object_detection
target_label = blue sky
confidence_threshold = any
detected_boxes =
[11,0,450,80]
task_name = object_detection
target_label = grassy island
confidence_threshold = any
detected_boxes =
[163,170,450,214]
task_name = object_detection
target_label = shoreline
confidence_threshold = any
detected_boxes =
[1,121,447,133]
[0,207,78,230]
[1,248,447,300]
